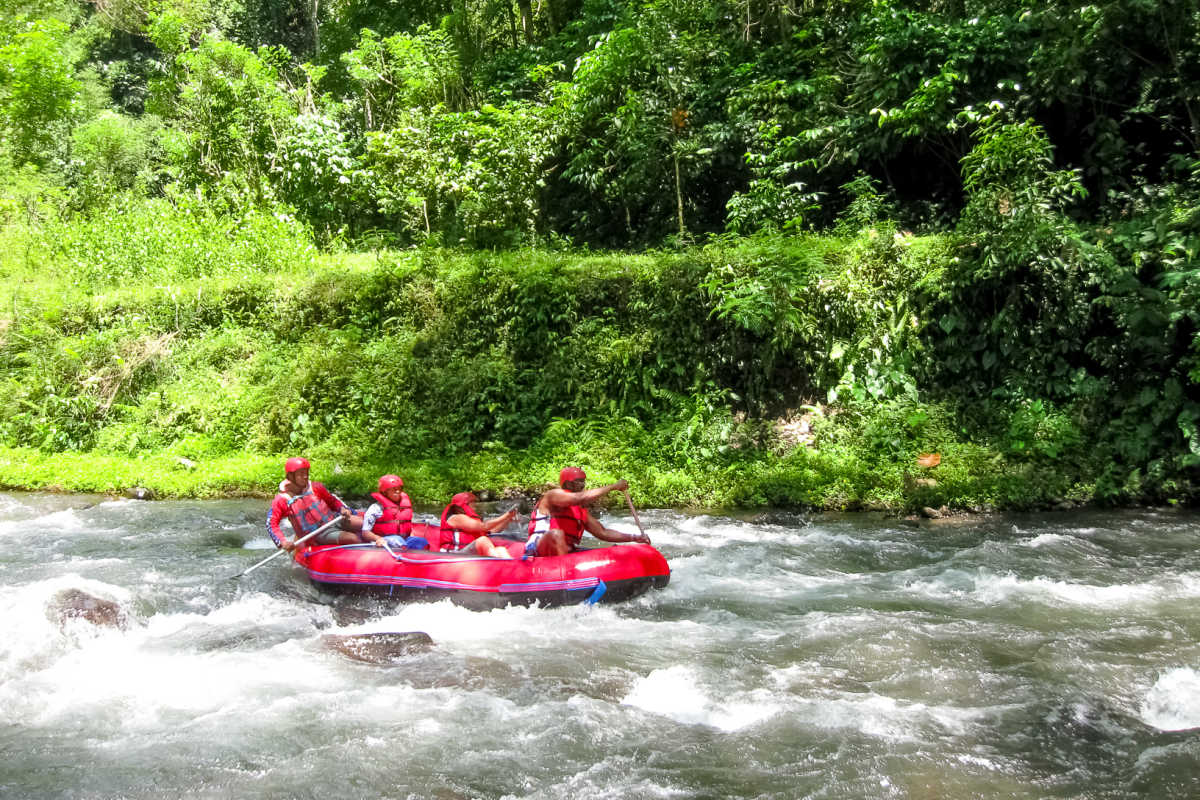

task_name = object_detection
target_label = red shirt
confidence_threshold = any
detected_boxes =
[266,481,345,546]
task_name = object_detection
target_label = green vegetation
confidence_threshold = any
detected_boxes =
[0,0,1197,510]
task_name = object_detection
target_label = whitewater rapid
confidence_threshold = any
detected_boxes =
[1,494,1198,798]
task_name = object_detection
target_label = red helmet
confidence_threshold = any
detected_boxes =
[449,491,475,510]
[559,467,586,486]
[284,456,310,474]
[378,474,404,492]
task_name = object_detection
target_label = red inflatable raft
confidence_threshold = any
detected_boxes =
[292,522,670,609]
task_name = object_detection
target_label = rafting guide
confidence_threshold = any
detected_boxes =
[266,457,364,550]
[525,467,652,557]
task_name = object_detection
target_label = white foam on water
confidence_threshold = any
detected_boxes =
[976,572,1163,606]
[674,513,820,544]
[0,585,345,730]
[142,591,330,637]
[1139,667,1200,731]
[0,507,95,538]
[0,575,134,680]
[1024,533,1070,548]
[0,493,35,515]
[906,567,1200,610]
[621,665,780,732]
[793,690,989,741]
[668,551,863,605]
[955,753,1003,771]
[501,756,692,800]
[352,598,712,668]
[242,535,277,550]
[674,513,763,543]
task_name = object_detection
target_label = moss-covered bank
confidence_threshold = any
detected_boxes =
[0,436,1095,511]
[0,202,1193,510]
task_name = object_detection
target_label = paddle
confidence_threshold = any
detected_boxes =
[622,489,650,544]
[230,515,344,579]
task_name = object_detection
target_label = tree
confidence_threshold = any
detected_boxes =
[0,18,81,165]
[155,34,295,203]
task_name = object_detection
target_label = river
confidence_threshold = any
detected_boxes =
[1,493,1199,799]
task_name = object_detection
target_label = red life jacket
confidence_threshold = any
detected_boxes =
[527,497,589,549]
[437,502,483,551]
[370,491,413,536]
[286,485,340,536]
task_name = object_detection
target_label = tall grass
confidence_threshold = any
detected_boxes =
[0,195,1118,509]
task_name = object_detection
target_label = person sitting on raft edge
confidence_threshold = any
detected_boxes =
[361,474,429,550]
[267,457,364,551]
[525,467,651,557]
[436,491,518,558]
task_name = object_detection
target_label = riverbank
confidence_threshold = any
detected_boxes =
[0,435,1101,513]
[1,225,1194,510]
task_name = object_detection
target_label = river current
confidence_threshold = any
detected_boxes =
[2,493,1199,799]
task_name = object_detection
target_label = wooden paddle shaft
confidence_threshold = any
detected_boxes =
[235,515,343,578]
[622,489,646,537]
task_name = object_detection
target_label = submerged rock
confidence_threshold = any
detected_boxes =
[321,632,435,664]
[331,605,373,627]
[750,510,810,527]
[48,589,128,630]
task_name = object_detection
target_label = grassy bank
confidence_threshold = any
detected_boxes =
[0,403,1098,511]
[0,196,1191,511]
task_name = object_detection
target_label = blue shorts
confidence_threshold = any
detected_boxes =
[382,535,429,550]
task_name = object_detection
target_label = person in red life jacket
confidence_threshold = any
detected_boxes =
[436,491,517,558]
[361,474,429,550]
[525,467,650,557]
[266,457,364,551]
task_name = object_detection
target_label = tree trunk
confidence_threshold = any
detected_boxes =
[777,0,791,41]
[517,0,534,44]
[310,0,321,60]
[674,150,685,236]
[541,0,559,35]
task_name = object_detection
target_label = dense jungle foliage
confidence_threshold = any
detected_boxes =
[0,0,1197,508]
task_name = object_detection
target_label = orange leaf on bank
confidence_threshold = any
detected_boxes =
[916,453,941,468]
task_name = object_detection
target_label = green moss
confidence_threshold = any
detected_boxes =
[0,202,1167,509]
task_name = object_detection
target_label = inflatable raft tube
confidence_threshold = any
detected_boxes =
[292,523,670,610]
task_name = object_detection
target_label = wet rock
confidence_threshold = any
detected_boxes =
[48,589,127,630]
[321,632,435,664]
[331,605,373,627]
[921,506,946,519]
[430,655,523,692]
[750,510,811,527]
[125,487,155,501]
[1046,698,1151,744]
